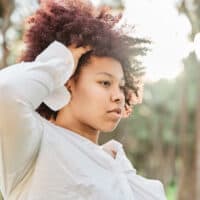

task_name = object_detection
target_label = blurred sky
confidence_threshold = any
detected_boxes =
[6,0,195,81]
[123,0,193,82]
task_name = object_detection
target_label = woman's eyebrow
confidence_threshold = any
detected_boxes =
[96,72,124,81]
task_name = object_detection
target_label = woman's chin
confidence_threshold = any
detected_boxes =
[100,122,119,133]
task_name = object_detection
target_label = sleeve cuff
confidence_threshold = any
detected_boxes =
[35,40,75,111]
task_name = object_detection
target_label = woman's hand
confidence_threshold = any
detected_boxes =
[68,45,92,74]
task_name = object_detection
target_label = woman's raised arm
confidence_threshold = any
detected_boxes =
[0,41,74,197]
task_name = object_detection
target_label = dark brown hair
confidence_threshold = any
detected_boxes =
[19,0,150,120]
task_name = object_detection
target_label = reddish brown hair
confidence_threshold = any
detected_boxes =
[19,0,149,120]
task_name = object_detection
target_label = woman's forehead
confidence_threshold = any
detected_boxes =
[81,56,124,80]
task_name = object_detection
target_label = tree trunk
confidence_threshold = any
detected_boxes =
[177,71,195,200]
[0,0,14,68]
[194,60,200,200]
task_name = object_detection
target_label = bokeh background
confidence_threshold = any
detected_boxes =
[0,0,199,199]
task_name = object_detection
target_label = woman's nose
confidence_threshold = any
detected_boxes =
[110,88,125,104]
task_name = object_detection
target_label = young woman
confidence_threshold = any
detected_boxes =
[0,0,166,199]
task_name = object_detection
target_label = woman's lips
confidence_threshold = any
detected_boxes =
[107,108,122,119]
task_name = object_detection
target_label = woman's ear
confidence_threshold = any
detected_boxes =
[65,78,74,94]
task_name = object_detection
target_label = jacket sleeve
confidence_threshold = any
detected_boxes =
[0,41,74,197]
[125,171,167,200]
[118,148,167,200]
[102,139,167,200]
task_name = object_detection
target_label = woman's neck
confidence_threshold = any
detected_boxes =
[50,109,100,144]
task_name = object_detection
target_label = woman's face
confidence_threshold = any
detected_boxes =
[66,56,125,132]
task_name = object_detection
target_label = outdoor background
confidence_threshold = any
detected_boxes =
[0,0,199,200]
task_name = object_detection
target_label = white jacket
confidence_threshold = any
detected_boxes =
[0,41,166,200]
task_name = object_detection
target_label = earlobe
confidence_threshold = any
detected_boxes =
[65,79,74,94]
[65,84,72,93]
[65,80,71,94]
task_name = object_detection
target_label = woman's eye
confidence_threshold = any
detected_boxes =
[100,81,111,87]
[119,85,125,91]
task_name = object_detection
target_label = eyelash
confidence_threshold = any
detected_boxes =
[99,81,111,87]
[99,81,125,91]
[119,85,126,91]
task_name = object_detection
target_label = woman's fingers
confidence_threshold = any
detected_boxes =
[67,45,92,74]
[70,45,92,58]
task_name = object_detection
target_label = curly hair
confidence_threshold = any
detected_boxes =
[19,0,150,120]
